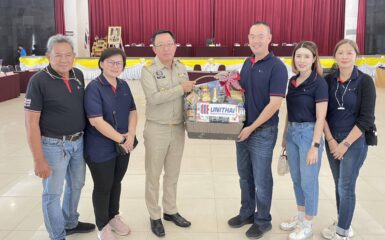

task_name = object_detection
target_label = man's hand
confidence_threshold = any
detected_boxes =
[237,126,254,142]
[34,159,51,179]
[181,81,195,92]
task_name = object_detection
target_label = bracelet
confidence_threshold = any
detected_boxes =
[326,138,334,142]
[343,141,351,148]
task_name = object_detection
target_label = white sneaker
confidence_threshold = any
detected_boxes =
[289,223,313,240]
[97,224,116,240]
[109,215,131,235]
[280,215,301,231]
[322,220,354,239]
[331,234,350,240]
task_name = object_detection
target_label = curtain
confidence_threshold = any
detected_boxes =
[213,0,345,56]
[89,0,212,46]
[356,0,366,54]
[55,0,65,34]
[89,0,345,55]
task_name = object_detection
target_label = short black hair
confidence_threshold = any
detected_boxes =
[252,21,271,34]
[151,30,175,45]
[98,47,126,71]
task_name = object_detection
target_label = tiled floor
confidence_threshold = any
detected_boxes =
[0,81,384,240]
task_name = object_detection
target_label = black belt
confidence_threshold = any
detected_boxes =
[43,131,84,141]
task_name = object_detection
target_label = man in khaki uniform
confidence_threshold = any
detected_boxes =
[140,30,195,238]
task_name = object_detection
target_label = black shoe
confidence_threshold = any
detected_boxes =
[245,223,272,239]
[163,213,191,228]
[150,219,165,237]
[228,215,254,228]
[65,221,95,235]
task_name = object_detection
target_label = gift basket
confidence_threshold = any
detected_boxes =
[184,71,245,140]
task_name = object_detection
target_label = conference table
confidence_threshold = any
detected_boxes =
[123,45,295,57]
[17,71,37,93]
[270,45,296,56]
[195,46,233,57]
[187,71,217,84]
[124,46,193,57]
[0,74,20,102]
[233,46,253,56]
[233,45,296,57]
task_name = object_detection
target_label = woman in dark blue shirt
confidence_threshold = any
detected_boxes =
[322,40,376,240]
[280,41,328,240]
[84,48,137,240]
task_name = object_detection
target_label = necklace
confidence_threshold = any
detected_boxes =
[334,78,351,110]
[43,67,82,86]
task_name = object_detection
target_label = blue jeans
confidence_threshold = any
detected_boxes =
[325,132,367,237]
[286,122,323,216]
[236,126,278,225]
[41,136,86,240]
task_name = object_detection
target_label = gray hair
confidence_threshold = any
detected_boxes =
[46,34,74,53]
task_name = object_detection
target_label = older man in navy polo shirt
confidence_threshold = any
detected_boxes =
[227,21,288,239]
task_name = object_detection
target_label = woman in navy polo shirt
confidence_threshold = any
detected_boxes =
[321,40,376,240]
[280,41,328,240]
[84,48,137,240]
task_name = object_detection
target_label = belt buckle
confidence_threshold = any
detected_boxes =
[66,132,81,141]
[68,135,75,141]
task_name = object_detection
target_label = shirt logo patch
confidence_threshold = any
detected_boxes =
[155,70,166,79]
[24,98,31,107]
[178,73,187,78]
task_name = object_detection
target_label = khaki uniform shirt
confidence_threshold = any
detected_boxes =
[140,57,189,124]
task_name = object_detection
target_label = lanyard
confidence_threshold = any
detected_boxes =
[334,78,352,110]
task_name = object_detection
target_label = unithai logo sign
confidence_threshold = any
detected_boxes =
[196,103,239,122]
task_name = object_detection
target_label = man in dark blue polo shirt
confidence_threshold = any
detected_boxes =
[227,21,288,239]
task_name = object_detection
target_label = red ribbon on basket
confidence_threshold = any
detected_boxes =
[217,71,244,97]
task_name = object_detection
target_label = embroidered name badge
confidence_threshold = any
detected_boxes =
[155,70,166,79]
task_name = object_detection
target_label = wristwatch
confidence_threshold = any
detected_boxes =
[312,142,320,148]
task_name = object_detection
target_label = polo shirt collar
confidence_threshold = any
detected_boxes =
[47,64,75,79]
[332,66,359,81]
[154,56,177,71]
[291,71,317,88]
[97,73,123,88]
[250,52,274,65]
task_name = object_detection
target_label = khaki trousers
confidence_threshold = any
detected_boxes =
[143,120,185,220]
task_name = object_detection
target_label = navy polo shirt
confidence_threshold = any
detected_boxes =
[326,67,361,134]
[240,52,288,127]
[84,74,136,163]
[286,71,328,123]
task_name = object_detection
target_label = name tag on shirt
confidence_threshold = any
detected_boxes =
[155,70,166,80]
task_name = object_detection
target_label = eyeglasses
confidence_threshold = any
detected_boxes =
[154,42,175,48]
[105,60,124,68]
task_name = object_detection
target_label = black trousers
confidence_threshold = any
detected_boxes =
[87,154,130,230]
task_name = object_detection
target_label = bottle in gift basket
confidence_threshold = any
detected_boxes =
[217,86,226,103]
[212,87,218,103]
[238,103,246,122]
